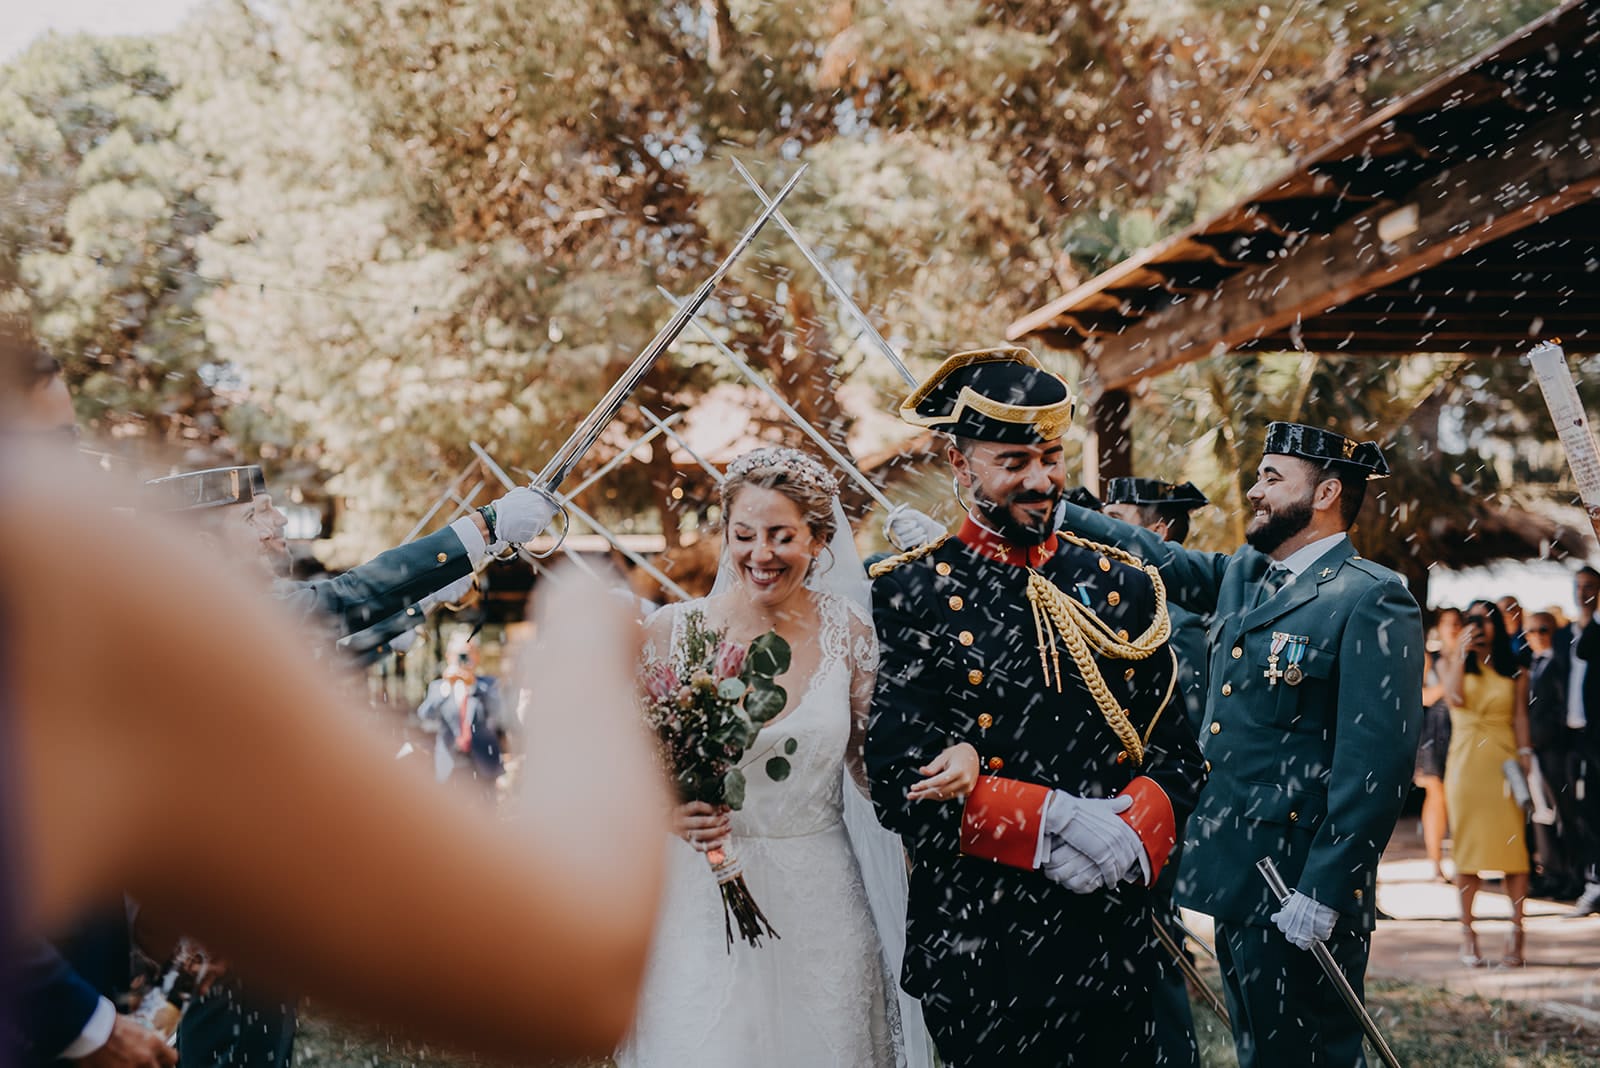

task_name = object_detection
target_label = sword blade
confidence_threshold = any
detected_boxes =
[1256,858,1403,1068]
[534,163,808,491]
[1150,914,1231,1028]
[729,157,917,387]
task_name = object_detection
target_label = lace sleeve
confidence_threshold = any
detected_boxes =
[640,603,677,667]
[842,596,879,795]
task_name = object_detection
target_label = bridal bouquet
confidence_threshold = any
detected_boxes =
[640,609,792,949]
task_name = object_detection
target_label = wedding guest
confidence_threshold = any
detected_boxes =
[1526,611,1583,898]
[1441,600,1531,966]
[1500,595,1528,657]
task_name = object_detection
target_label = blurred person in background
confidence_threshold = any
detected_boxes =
[1500,596,1527,658]
[1417,607,1463,883]
[1525,611,1583,899]
[1567,567,1600,916]
[417,630,506,790]
[1441,600,1531,967]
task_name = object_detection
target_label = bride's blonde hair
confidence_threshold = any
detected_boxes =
[720,446,839,546]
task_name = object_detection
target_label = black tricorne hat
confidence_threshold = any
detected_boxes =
[145,465,268,511]
[900,345,1075,444]
[1103,478,1209,510]
[1262,422,1390,479]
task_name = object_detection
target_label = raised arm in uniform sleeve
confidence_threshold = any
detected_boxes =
[1058,501,1231,616]
[278,523,478,638]
[1296,578,1424,913]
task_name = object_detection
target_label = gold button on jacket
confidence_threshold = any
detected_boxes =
[1209,722,1222,735]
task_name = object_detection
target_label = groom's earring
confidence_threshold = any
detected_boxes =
[952,473,973,514]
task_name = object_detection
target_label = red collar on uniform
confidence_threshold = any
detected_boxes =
[956,515,1059,569]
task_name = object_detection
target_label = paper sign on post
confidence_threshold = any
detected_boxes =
[1527,340,1600,545]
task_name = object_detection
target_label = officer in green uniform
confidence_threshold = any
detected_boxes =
[1100,476,1211,1068]
[146,464,555,638]
[1058,423,1423,1068]
[866,346,1206,1066]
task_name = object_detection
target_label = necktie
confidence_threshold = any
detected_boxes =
[457,683,473,753]
[1256,565,1290,607]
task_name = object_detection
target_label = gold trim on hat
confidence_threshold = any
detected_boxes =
[899,345,1076,441]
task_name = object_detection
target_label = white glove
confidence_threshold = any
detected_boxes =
[883,504,944,550]
[1041,839,1108,894]
[491,486,560,544]
[1271,890,1338,950]
[1042,791,1141,885]
[388,628,420,654]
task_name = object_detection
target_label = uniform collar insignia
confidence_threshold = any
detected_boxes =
[957,514,1058,569]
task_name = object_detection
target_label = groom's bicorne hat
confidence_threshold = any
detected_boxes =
[1262,422,1391,480]
[145,465,268,511]
[899,345,1075,444]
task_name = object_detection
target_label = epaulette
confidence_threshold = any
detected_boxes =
[1345,554,1403,585]
[868,534,950,579]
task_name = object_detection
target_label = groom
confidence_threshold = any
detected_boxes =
[866,346,1206,1066]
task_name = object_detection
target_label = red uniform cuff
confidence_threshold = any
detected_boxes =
[1117,776,1177,884]
[960,776,1051,870]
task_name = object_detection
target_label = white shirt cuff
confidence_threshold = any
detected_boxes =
[448,516,489,569]
[61,997,116,1060]
[1033,793,1056,869]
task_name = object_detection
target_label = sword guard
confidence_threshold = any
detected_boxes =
[525,503,570,560]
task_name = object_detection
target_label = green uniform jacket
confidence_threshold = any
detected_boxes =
[277,526,474,640]
[1060,503,1423,931]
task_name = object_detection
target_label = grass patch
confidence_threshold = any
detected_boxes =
[294,973,1600,1068]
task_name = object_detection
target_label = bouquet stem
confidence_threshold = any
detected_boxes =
[705,844,779,951]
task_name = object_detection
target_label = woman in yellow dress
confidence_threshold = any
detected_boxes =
[1442,599,1532,967]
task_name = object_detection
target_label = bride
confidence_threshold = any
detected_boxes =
[618,446,973,1068]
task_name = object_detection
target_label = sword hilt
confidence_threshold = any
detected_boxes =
[1256,856,1293,904]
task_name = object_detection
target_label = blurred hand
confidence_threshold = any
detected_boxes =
[79,1015,176,1068]
[907,743,979,802]
[883,505,944,551]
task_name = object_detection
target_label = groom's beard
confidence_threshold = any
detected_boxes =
[971,483,1062,546]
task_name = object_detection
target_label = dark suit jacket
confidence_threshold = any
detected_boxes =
[1528,648,1571,755]
[867,526,1205,1008]
[18,912,131,1066]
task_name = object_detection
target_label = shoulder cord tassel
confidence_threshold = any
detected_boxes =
[1023,539,1170,765]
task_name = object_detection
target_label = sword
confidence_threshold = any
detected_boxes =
[530,163,808,507]
[729,158,917,387]
[1256,858,1402,1068]
[1150,913,1231,1028]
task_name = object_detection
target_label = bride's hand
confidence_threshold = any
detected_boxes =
[907,743,979,802]
[672,801,731,851]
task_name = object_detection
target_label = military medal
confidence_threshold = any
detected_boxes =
[1283,635,1309,686]
[1264,631,1290,686]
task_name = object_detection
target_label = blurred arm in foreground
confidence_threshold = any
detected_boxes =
[3,441,668,1061]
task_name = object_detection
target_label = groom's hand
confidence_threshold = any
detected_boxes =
[1042,790,1142,884]
[1041,839,1107,894]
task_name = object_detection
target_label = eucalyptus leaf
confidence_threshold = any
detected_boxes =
[783,737,798,755]
[764,756,792,782]
[717,677,747,701]
[744,683,788,723]
[745,631,793,679]
[722,768,747,809]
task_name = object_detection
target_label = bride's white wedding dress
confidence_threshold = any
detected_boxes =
[619,590,905,1068]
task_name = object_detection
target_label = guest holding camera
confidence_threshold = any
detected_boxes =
[1441,599,1531,967]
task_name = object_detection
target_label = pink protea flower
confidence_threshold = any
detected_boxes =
[714,641,747,681]
[642,661,679,703]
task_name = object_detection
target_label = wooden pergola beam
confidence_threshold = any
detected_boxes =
[1085,106,1600,391]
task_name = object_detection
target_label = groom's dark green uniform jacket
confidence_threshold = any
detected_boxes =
[866,515,1207,1012]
